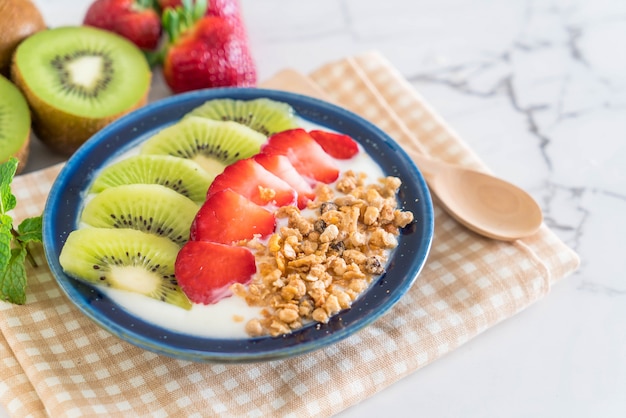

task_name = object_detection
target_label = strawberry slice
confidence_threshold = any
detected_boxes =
[261,129,340,184]
[309,130,359,159]
[254,153,315,209]
[190,189,276,243]
[175,241,256,305]
[207,158,297,207]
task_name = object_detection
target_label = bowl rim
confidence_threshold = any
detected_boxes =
[43,87,434,363]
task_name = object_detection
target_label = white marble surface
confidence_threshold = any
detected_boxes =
[4,0,625,417]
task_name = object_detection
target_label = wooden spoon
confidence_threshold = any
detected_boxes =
[413,153,543,240]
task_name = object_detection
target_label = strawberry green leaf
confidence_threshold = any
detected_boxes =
[162,8,181,42]
[143,48,166,67]
[135,0,159,11]
[162,0,207,43]
[191,0,207,20]
[0,247,28,305]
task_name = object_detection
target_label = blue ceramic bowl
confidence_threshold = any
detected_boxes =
[43,88,434,363]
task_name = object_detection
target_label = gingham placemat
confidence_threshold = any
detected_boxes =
[0,52,579,418]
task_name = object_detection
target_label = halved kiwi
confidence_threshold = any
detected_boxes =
[59,228,192,310]
[90,155,213,203]
[186,98,299,136]
[141,116,266,175]
[81,184,199,246]
[0,74,30,173]
[11,26,151,154]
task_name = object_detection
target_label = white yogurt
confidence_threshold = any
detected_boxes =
[82,116,387,339]
[99,287,263,339]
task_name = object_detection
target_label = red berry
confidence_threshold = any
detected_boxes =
[309,130,359,160]
[254,153,315,209]
[190,189,276,244]
[162,5,256,93]
[262,129,340,184]
[207,158,297,207]
[175,241,256,305]
[84,0,162,50]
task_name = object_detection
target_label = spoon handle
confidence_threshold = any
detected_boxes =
[411,153,447,177]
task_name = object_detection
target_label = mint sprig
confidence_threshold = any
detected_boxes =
[0,158,42,305]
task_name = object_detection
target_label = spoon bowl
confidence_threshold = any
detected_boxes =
[413,154,543,241]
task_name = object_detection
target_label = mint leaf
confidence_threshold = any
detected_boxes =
[0,214,12,276]
[0,247,27,305]
[17,216,43,244]
[0,157,42,305]
[0,158,18,214]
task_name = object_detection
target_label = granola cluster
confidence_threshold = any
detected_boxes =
[231,170,414,337]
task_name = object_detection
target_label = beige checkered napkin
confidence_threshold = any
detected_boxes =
[0,52,579,418]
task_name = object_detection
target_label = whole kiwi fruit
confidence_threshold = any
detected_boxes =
[0,0,46,76]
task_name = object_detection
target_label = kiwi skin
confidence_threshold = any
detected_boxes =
[10,27,152,155]
[0,0,46,77]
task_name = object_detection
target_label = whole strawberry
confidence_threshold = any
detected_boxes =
[161,0,256,93]
[84,0,162,50]
[158,0,242,21]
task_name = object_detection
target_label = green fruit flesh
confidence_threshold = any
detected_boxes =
[0,74,30,160]
[12,26,150,118]
[187,98,299,136]
[90,154,213,203]
[140,117,266,175]
[59,228,192,310]
[81,184,199,245]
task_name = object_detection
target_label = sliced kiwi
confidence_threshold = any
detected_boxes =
[140,116,266,175]
[90,155,213,203]
[59,227,192,310]
[11,26,151,154]
[0,74,30,173]
[186,98,299,136]
[81,184,199,245]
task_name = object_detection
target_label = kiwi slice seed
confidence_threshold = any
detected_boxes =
[59,228,192,310]
[141,116,266,175]
[81,184,199,246]
[0,74,30,172]
[90,154,214,203]
[187,98,299,136]
[11,26,151,154]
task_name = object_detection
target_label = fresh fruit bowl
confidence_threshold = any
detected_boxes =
[43,88,434,363]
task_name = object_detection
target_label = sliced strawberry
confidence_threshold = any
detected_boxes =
[175,241,256,305]
[254,153,315,209]
[207,158,296,207]
[309,130,359,159]
[190,189,275,243]
[261,129,340,184]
